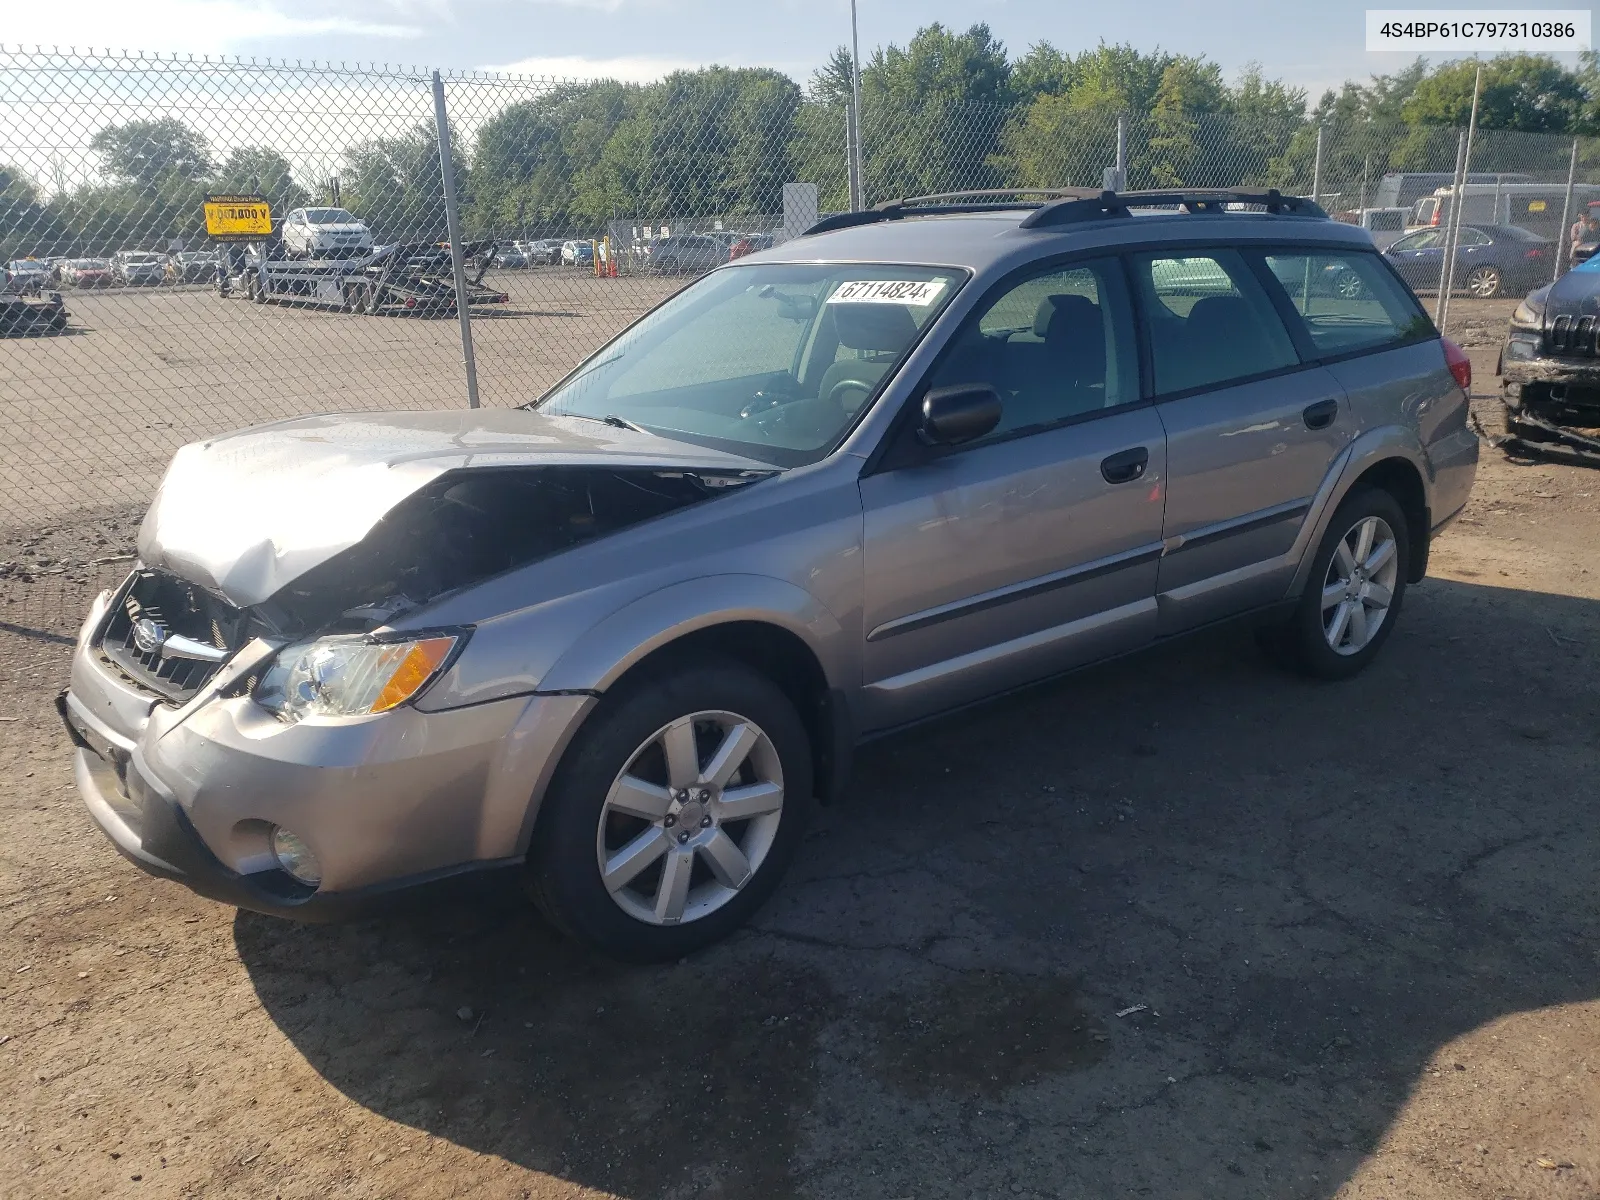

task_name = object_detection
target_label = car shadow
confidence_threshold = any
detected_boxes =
[235,575,1600,1198]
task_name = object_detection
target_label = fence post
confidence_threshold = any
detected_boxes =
[1555,138,1579,284]
[1310,124,1324,206]
[845,101,861,212]
[1436,129,1470,326]
[1438,65,1483,334]
[1116,112,1127,181]
[849,0,865,208]
[431,70,480,410]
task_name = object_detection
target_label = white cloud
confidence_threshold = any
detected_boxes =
[7,0,421,56]
[479,54,702,83]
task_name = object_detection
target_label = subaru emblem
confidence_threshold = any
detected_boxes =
[132,617,167,655]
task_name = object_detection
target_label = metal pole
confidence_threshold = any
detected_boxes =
[845,102,861,212]
[432,70,480,409]
[849,0,865,208]
[1311,124,1324,206]
[1555,138,1579,284]
[1116,111,1127,180]
[1435,129,1469,325]
[1438,64,1483,334]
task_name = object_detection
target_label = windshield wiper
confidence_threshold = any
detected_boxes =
[556,411,651,435]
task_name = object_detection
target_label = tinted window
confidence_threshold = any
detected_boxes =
[1457,228,1491,247]
[1368,211,1405,231]
[924,258,1139,441]
[1130,250,1299,396]
[1263,252,1433,357]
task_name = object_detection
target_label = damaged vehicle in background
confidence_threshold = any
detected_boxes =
[60,188,1477,962]
[1497,255,1600,463]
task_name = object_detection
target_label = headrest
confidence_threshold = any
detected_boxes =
[1184,294,1254,339]
[1033,293,1101,338]
[834,303,919,353]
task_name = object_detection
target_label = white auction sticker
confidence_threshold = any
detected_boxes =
[827,279,947,305]
[1366,10,1589,51]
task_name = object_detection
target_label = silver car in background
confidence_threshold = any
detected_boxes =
[61,189,1478,961]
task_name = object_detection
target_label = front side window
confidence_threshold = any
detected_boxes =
[1391,229,1442,252]
[1262,251,1433,357]
[1130,250,1299,396]
[536,264,962,466]
[923,257,1139,442]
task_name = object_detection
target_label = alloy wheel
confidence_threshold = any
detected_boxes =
[1321,515,1400,656]
[1466,267,1501,298]
[596,710,785,926]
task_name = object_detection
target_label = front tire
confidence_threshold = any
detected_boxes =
[1260,486,1411,680]
[528,661,813,962]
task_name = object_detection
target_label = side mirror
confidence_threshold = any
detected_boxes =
[918,384,1002,446]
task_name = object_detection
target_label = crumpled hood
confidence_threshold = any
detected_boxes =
[138,409,773,608]
[1542,266,1600,318]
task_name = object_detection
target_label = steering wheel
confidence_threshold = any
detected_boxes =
[825,377,873,413]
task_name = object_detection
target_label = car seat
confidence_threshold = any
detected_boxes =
[816,303,920,415]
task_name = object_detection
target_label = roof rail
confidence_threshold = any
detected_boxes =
[1020,188,1327,229]
[802,187,1326,238]
[803,188,1101,236]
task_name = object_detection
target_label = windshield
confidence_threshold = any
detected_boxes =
[69,259,108,268]
[124,253,161,263]
[306,208,358,224]
[535,263,964,467]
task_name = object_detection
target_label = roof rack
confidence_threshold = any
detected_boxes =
[804,189,1102,236]
[802,187,1325,237]
[1020,188,1327,228]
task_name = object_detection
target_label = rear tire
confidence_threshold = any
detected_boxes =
[1464,265,1502,298]
[1259,486,1411,681]
[528,660,813,962]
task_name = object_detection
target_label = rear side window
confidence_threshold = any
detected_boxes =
[1262,251,1433,357]
[1129,250,1299,396]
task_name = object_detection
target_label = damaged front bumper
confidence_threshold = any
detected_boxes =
[61,591,596,920]
[1497,335,1600,464]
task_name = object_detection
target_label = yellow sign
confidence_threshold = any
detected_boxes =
[203,194,273,240]
[1528,199,1548,212]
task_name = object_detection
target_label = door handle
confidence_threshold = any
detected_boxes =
[1303,398,1339,430]
[1100,446,1149,485]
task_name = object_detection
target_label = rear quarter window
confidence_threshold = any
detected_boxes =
[1260,250,1433,358]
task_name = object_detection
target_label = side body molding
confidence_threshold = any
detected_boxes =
[535,574,851,696]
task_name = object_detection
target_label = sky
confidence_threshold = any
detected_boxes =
[6,0,1589,100]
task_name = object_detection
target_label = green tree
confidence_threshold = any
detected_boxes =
[1402,54,1589,133]
[89,118,210,187]
[343,121,463,242]
[213,146,309,215]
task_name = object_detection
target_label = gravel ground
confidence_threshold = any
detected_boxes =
[3,303,1599,1200]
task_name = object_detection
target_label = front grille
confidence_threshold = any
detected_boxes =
[1544,314,1600,358]
[100,570,247,702]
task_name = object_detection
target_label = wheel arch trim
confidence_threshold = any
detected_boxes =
[1287,429,1431,597]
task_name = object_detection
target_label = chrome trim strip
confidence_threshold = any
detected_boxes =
[160,633,230,664]
[865,542,1165,642]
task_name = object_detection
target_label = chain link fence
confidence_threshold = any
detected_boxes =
[5,46,1600,634]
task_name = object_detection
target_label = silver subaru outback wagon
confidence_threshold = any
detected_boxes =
[60,189,1479,961]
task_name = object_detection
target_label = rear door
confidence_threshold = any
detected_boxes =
[1128,247,1356,633]
[857,256,1167,731]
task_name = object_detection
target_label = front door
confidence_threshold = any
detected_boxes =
[857,257,1167,732]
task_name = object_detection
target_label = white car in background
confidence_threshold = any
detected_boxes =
[280,207,374,259]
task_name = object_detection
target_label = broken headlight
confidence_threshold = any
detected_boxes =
[1510,297,1544,331]
[255,633,460,721]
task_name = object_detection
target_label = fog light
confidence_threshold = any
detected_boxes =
[271,827,321,887]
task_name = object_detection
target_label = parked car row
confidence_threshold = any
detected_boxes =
[6,249,234,290]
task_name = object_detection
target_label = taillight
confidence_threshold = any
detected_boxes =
[1525,248,1545,258]
[1430,209,1440,226]
[1442,336,1471,392]
[404,295,417,309]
